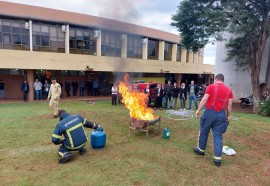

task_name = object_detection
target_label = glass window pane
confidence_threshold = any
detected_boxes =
[76,30,83,40]
[22,35,29,45]
[70,71,77,76]
[50,27,57,37]
[58,28,64,38]
[32,24,40,34]
[69,29,75,37]
[12,22,20,33]
[41,25,49,36]
[41,36,49,46]
[12,34,21,44]
[9,69,20,75]
[3,33,11,43]
[33,35,41,45]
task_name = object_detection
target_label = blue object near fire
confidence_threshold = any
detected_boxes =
[91,128,106,149]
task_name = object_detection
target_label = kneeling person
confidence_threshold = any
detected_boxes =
[52,110,101,163]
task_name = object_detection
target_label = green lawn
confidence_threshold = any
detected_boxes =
[0,100,269,186]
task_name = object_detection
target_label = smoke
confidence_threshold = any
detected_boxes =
[97,0,141,24]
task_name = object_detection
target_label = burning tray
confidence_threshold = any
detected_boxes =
[129,116,161,136]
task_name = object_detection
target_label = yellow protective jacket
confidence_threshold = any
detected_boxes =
[48,83,61,99]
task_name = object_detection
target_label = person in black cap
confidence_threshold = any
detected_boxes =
[51,110,102,163]
[47,77,61,118]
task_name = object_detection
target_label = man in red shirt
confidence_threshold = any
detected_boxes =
[193,74,233,167]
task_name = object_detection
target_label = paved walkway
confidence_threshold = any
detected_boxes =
[0,96,112,104]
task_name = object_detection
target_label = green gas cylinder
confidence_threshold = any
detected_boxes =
[163,128,170,139]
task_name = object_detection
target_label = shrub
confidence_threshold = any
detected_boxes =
[259,100,270,117]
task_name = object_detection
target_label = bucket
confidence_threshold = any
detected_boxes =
[163,128,170,139]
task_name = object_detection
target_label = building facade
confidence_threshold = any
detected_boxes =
[0,1,214,100]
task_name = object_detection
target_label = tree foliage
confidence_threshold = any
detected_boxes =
[171,0,270,113]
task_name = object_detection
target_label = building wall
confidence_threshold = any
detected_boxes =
[0,50,213,74]
[215,33,270,100]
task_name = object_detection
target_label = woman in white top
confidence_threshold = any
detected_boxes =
[111,84,118,105]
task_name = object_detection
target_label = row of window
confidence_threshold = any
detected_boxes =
[0,18,194,62]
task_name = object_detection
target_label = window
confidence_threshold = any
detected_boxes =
[127,35,142,59]
[176,45,182,62]
[32,23,64,53]
[101,30,121,57]
[147,39,159,60]
[0,19,29,51]
[164,42,172,61]
[69,27,96,55]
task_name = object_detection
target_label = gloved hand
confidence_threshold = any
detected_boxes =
[94,123,102,130]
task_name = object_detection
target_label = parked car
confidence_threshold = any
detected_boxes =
[133,81,158,105]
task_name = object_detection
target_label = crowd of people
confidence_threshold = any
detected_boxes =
[148,80,207,110]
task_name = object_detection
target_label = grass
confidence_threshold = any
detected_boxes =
[0,100,269,186]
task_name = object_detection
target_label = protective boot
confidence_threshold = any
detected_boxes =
[79,147,87,155]
[59,152,73,164]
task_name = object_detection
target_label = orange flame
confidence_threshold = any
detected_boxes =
[119,81,157,120]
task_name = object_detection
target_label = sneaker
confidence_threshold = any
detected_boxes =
[53,115,58,118]
[183,108,186,110]
[159,108,163,110]
[154,108,157,110]
[180,109,183,111]
[214,161,221,167]
[59,153,73,164]
[193,146,205,156]
[79,147,87,155]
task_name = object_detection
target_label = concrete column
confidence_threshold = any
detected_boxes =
[96,30,101,56]
[65,24,69,54]
[194,52,199,63]
[29,20,33,51]
[158,41,164,60]
[176,74,182,86]
[27,69,34,101]
[189,50,193,63]
[172,44,177,62]
[121,34,127,58]
[142,38,148,60]
[182,49,187,63]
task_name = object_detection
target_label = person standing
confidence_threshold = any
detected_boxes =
[71,80,78,97]
[111,84,118,105]
[179,83,187,110]
[65,79,71,97]
[93,79,99,96]
[79,79,85,97]
[170,82,180,109]
[154,83,163,110]
[44,79,50,99]
[34,78,43,101]
[86,79,93,96]
[187,80,199,110]
[48,77,61,118]
[164,80,173,109]
[52,109,102,163]
[193,74,233,167]
[21,80,29,101]
[0,79,5,100]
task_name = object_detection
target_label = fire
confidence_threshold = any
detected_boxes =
[119,81,157,120]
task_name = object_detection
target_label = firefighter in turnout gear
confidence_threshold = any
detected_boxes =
[48,77,61,118]
[52,110,101,163]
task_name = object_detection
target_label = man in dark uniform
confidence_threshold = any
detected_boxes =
[52,110,102,163]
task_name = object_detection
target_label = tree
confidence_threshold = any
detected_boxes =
[171,0,270,113]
